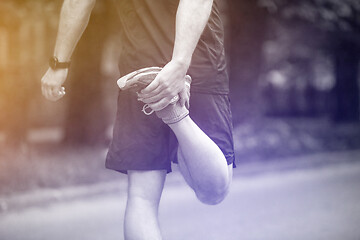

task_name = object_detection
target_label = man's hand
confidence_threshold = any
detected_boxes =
[41,68,68,101]
[138,60,190,111]
[138,0,213,112]
[40,0,95,102]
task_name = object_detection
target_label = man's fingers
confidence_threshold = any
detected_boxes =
[40,68,68,101]
[45,87,53,100]
[137,85,163,99]
[147,97,171,111]
[51,86,65,96]
[179,89,187,107]
[140,89,176,104]
[42,83,65,101]
[140,94,162,104]
[60,86,66,95]
[186,90,190,109]
[141,78,160,94]
[51,86,60,95]
[51,86,65,101]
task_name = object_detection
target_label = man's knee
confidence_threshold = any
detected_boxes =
[195,164,233,205]
[195,184,230,205]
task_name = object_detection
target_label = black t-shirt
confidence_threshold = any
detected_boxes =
[113,0,229,94]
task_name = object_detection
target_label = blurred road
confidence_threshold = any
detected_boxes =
[1,159,360,240]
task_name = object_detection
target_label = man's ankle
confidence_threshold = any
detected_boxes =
[155,101,189,124]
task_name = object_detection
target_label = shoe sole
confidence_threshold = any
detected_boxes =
[117,67,162,92]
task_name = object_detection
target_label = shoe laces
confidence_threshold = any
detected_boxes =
[141,95,179,115]
[142,104,154,115]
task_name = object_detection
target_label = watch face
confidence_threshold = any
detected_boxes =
[49,57,57,69]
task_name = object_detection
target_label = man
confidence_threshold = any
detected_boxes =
[41,0,235,239]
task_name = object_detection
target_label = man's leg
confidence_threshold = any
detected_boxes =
[177,148,233,204]
[124,170,167,240]
[169,116,232,205]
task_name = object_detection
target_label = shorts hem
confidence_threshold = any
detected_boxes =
[105,161,172,174]
[225,153,236,168]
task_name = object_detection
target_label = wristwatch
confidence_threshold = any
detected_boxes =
[49,56,71,70]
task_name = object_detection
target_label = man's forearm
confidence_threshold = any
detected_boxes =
[172,0,213,67]
[54,0,96,61]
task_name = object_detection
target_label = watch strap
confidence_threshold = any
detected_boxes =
[49,56,71,69]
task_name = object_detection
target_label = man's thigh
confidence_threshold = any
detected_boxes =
[170,91,235,166]
[106,90,173,173]
[127,170,167,203]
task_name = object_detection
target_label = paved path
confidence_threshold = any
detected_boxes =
[1,160,360,240]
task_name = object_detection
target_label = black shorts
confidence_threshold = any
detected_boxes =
[105,89,235,174]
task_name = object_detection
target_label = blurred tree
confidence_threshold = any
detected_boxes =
[0,0,118,147]
[0,2,31,148]
[63,0,117,146]
[227,0,269,123]
[261,0,360,121]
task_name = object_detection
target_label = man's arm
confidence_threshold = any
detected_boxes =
[41,0,96,101]
[138,0,214,110]
[172,0,213,68]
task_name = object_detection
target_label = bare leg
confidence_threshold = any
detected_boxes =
[169,116,232,205]
[177,148,233,202]
[124,170,166,240]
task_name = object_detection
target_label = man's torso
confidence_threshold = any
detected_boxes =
[113,0,229,94]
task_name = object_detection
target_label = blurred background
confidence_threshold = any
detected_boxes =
[0,0,360,239]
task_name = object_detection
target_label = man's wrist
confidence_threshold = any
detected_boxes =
[53,49,71,62]
[171,57,191,71]
[49,56,71,70]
